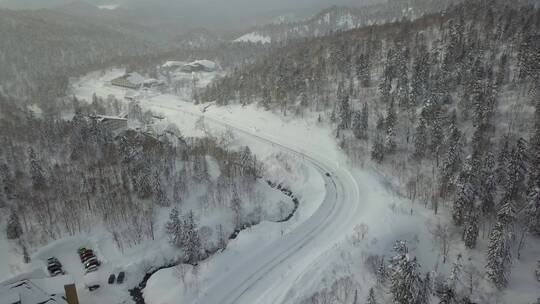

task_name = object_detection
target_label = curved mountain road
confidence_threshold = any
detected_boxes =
[150,102,362,304]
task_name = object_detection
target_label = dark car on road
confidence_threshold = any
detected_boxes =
[108,274,116,284]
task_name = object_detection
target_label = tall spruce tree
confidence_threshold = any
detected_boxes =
[486,201,515,289]
[165,207,182,247]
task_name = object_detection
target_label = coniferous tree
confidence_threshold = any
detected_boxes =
[366,287,377,304]
[371,135,385,164]
[385,100,397,154]
[6,209,23,240]
[153,171,169,206]
[463,211,479,248]
[486,201,515,289]
[389,241,423,304]
[338,92,352,130]
[353,103,369,140]
[506,138,528,203]
[413,118,428,160]
[28,147,46,190]
[452,162,475,226]
[352,111,364,140]
[479,152,496,214]
[182,211,201,263]
[526,187,540,236]
[166,207,182,247]
[439,114,463,198]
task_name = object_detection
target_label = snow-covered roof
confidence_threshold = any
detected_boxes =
[162,61,186,68]
[185,60,218,71]
[233,32,271,44]
[94,115,128,122]
[126,72,145,85]
[0,276,72,304]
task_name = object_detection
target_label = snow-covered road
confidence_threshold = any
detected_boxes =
[149,101,362,304]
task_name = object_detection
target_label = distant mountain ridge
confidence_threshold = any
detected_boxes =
[233,0,460,43]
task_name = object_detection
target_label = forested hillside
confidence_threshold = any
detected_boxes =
[0,9,157,101]
[233,0,459,43]
[203,0,540,294]
[0,97,271,262]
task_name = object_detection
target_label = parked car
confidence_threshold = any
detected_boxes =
[116,271,125,284]
[82,253,96,263]
[85,264,98,274]
[108,274,116,284]
[47,264,63,277]
[47,257,64,276]
[84,272,100,291]
[80,250,94,261]
[84,258,100,269]
[47,257,61,265]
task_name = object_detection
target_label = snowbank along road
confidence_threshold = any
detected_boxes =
[149,100,362,304]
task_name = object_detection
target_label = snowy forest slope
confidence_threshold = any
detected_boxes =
[202,0,540,299]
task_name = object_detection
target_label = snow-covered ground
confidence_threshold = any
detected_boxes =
[3,69,537,304]
[70,69,540,304]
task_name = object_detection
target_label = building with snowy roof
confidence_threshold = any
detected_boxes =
[111,72,146,89]
[0,275,76,304]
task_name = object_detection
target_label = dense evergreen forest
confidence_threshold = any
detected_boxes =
[202,0,540,293]
[0,97,265,263]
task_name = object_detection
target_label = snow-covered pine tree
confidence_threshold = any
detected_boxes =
[230,189,243,229]
[527,187,540,236]
[376,257,387,285]
[182,211,201,263]
[361,102,369,139]
[352,111,363,140]
[506,138,529,203]
[496,137,511,187]
[28,147,46,190]
[486,200,515,289]
[463,211,479,248]
[153,171,170,206]
[6,209,23,240]
[430,115,444,166]
[389,241,423,304]
[371,135,385,164]
[338,92,352,130]
[165,207,182,247]
[366,287,377,304]
[452,161,475,226]
[385,100,397,154]
[413,118,428,160]
[479,152,496,214]
[417,272,432,304]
